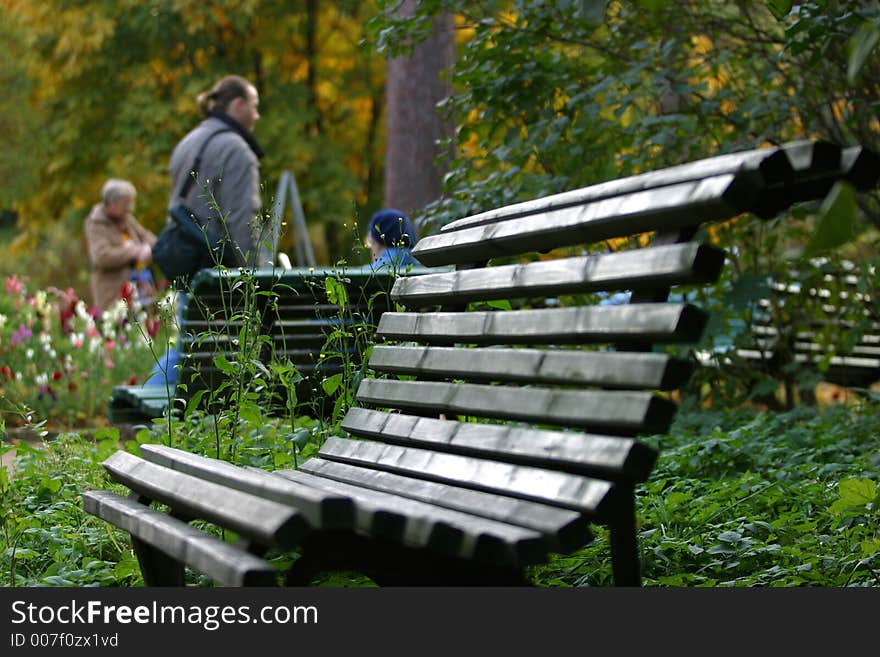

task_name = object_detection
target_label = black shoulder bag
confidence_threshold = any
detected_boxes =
[152,129,232,284]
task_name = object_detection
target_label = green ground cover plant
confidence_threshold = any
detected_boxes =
[532,402,880,587]
[2,401,877,587]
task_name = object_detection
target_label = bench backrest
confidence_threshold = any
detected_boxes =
[176,266,436,414]
[328,141,877,579]
[737,263,879,388]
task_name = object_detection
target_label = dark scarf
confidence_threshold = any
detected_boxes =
[208,110,265,159]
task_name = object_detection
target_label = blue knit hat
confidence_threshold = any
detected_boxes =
[367,208,417,248]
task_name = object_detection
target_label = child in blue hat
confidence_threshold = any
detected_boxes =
[365,208,421,271]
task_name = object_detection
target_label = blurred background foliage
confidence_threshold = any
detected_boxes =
[1,1,879,408]
[0,0,387,291]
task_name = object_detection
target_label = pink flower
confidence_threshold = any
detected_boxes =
[5,275,23,295]
[10,323,32,346]
[104,357,114,369]
[86,326,100,338]
[105,339,116,351]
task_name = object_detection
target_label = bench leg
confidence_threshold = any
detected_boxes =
[285,531,529,586]
[608,486,641,587]
[127,493,186,586]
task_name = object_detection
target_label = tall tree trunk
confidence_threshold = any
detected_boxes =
[305,0,323,136]
[384,3,455,234]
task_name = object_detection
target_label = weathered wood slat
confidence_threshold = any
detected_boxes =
[184,347,352,362]
[368,345,693,390]
[377,303,708,345]
[318,437,614,518]
[340,407,657,481]
[751,325,880,347]
[138,445,354,530]
[840,145,880,191]
[391,243,724,306]
[415,174,759,266]
[83,490,276,586]
[355,379,675,434]
[296,457,589,553]
[275,468,548,567]
[100,452,308,548]
[439,146,791,234]
[430,180,751,267]
[751,142,879,218]
[750,338,880,358]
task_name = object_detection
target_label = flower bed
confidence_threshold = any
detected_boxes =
[0,274,174,427]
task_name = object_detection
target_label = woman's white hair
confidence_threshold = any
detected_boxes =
[101,179,137,205]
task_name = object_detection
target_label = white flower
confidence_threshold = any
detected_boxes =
[75,300,92,322]
[35,373,48,386]
[25,348,33,359]
[0,314,6,329]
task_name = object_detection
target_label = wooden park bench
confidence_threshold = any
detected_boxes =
[84,139,879,587]
[733,261,879,394]
[108,266,435,424]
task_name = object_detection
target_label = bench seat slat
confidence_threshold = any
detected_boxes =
[368,345,693,390]
[138,445,354,530]
[414,174,759,266]
[318,437,614,517]
[340,407,657,481]
[296,457,589,553]
[377,303,708,345]
[101,452,309,548]
[390,243,724,306]
[273,469,548,567]
[356,379,676,435]
[83,491,276,586]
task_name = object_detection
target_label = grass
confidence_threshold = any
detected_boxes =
[2,401,878,587]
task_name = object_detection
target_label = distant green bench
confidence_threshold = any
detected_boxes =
[734,263,879,392]
[86,140,879,587]
[108,266,436,423]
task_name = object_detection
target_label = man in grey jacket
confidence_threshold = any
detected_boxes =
[166,74,272,269]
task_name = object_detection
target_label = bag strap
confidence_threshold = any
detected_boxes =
[175,128,233,200]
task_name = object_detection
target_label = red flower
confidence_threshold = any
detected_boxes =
[127,375,139,385]
[0,365,12,380]
[52,371,63,381]
[145,317,161,339]
[120,282,135,303]
[68,381,77,392]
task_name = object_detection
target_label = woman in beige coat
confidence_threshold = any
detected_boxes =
[85,179,156,312]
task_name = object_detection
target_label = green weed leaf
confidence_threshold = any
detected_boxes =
[803,181,857,258]
[213,355,235,375]
[848,19,880,85]
[322,373,344,396]
[765,0,792,20]
[839,478,877,505]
